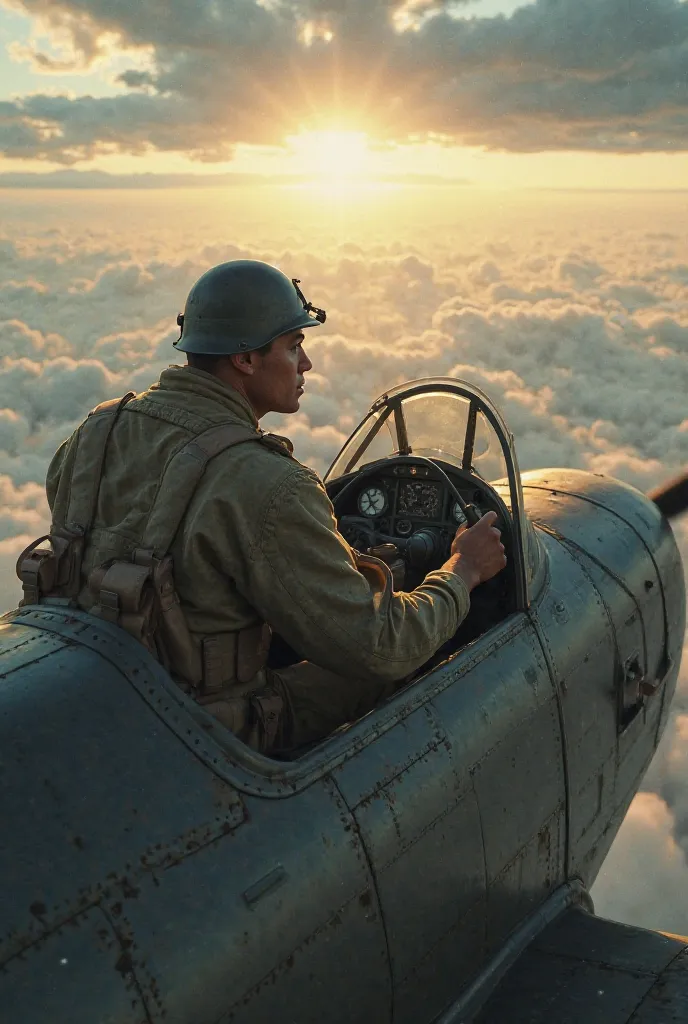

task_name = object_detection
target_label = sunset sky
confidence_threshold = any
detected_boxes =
[2,0,688,938]
[0,0,687,188]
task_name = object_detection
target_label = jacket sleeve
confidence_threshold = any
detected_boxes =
[243,465,470,683]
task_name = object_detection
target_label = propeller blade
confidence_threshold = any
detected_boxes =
[648,470,688,520]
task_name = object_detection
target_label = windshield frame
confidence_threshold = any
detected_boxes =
[325,376,530,609]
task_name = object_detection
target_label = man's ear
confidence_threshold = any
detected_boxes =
[229,351,256,376]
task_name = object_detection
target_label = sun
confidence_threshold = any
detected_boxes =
[286,130,372,184]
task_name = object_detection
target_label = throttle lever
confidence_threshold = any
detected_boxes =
[463,503,481,527]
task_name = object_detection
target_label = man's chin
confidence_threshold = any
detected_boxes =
[273,398,300,415]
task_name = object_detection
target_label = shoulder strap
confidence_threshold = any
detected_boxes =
[140,422,267,558]
[59,392,136,533]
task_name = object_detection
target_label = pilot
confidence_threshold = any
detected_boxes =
[35,260,506,754]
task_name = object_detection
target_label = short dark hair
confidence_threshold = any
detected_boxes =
[186,339,274,375]
[186,352,227,374]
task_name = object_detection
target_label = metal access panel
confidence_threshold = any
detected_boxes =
[0,907,149,1024]
[117,777,391,1024]
[0,623,243,970]
[0,609,392,1024]
[435,615,565,956]
[335,701,485,1024]
[335,611,565,1024]
[523,482,684,888]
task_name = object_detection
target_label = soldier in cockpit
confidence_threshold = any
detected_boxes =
[27,261,506,754]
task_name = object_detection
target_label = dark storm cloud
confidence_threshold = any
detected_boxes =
[1,0,688,160]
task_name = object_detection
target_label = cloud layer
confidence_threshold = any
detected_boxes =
[1,184,688,932]
[1,0,688,162]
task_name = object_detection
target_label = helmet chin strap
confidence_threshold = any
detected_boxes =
[292,279,327,323]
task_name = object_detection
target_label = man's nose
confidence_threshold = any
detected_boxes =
[300,349,313,372]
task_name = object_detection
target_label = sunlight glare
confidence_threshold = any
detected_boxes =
[286,131,372,185]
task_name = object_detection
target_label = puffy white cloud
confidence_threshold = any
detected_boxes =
[0,475,48,542]
[0,473,50,611]
[0,535,36,610]
[0,408,29,454]
[592,792,688,935]
[0,356,121,428]
[1,0,688,162]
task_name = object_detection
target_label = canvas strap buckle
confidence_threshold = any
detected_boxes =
[201,622,272,696]
[250,691,284,751]
[16,536,55,604]
[15,529,83,605]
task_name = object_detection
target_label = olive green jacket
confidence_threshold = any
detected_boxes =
[46,366,470,683]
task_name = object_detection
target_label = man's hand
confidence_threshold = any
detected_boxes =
[442,511,507,592]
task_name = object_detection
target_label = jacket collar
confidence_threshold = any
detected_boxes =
[154,365,259,428]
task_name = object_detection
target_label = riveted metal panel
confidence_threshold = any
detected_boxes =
[523,487,666,685]
[394,897,487,1024]
[115,777,390,1024]
[521,469,667,544]
[431,614,565,957]
[528,532,618,879]
[0,620,69,677]
[0,907,149,1024]
[0,640,243,967]
[485,809,565,954]
[432,615,554,781]
[357,781,484,976]
[439,882,594,1023]
[522,469,685,743]
[473,698,563,885]
[333,703,449,810]
[616,693,664,798]
[523,477,685,891]
[335,702,485,1024]
[0,612,390,1023]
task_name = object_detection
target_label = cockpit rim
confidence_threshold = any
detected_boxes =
[5,603,532,799]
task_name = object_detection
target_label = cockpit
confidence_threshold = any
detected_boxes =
[266,376,542,748]
[322,377,540,659]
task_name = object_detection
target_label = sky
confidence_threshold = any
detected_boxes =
[0,0,687,188]
[2,0,688,953]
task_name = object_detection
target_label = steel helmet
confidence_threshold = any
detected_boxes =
[174,260,326,355]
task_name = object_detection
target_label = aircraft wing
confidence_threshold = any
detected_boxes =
[453,906,688,1023]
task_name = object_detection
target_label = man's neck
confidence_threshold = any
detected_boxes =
[213,370,263,421]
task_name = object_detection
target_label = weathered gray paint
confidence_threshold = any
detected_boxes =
[1,384,686,1021]
[521,469,684,891]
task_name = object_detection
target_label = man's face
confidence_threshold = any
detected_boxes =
[245,329,313,418]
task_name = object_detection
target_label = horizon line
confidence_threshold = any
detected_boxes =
[0,169,685,192]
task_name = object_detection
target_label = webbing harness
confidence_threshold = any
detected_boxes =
[16,394,288,724]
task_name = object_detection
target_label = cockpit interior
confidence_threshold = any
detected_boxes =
[327,454,515,659]
[269,377,535,678]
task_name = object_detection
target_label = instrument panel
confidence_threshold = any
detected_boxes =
[330,458,504,585]
[332,459,502,564]
[329,456,511,629]
[350,462,480,534]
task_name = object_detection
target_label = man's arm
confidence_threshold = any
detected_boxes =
[235,465,477,683]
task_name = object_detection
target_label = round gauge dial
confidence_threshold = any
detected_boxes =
[452,501,468,526]
[358,486,387,517]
